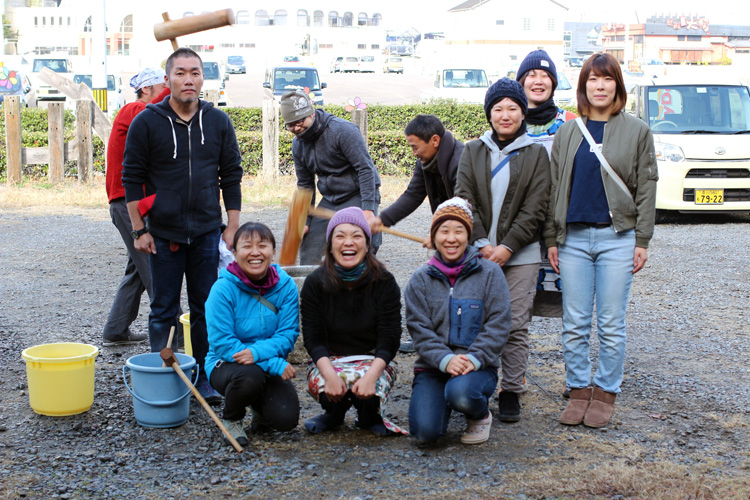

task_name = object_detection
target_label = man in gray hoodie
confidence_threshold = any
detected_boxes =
[281,90,381,264]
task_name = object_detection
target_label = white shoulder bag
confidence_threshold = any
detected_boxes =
[575,117,633,202]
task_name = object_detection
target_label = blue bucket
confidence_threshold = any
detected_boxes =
[123,353,198,428]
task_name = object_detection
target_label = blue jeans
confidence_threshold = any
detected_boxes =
[409,369,498,444]
[558,224,635,393]
[149,229,220,379]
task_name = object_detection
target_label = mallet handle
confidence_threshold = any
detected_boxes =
[171,362,244,453]
[309,206,425,244]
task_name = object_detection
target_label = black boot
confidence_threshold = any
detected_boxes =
[497,391,521,423]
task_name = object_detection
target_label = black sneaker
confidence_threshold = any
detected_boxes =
[497,391,521,423]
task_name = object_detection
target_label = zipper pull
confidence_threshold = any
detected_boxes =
[457,307,462,316]
[450,286,454,297]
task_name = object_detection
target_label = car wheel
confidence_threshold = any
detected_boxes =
[654,209,671,224]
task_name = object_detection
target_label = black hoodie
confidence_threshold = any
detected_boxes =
[122,96,242,244]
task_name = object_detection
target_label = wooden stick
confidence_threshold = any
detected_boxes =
[308,205,426,244]
[160,348,244,453]
[161,13,178,51]
[279,188,313,266]
[161,326,176,367]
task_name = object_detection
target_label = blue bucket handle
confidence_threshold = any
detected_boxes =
[122,364,199,407]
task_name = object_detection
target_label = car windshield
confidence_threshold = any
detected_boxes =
[391,58,402,63]
[274,69,320,91]
[203,62,221,80]
[361,56,375,62]
[227,56,243,64]
[646,85,750,134]
[442,70,489,88]
[72,74,117,91]
[33,59,68,73]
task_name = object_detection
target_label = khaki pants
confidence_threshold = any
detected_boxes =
[499,263,538,393]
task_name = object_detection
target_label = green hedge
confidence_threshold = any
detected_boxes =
[1,100,576,180]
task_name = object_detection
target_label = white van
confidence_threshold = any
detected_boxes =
[201,61,227,106]
[628,78,750,220]
[421,68,490,104]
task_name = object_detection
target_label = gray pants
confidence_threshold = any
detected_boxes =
[299,195,381,265]
[102,199,152,339]
[499,263,539,393]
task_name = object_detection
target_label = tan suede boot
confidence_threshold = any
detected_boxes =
[583,387,617,428]
[559,387,593,425]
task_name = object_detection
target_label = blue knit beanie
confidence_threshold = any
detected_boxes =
[326,206,372,241]
[484,78,528,120]
[516,49,558,91]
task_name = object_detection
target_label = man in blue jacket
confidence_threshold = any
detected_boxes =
[122,48,243,404]
[280,90,381,264]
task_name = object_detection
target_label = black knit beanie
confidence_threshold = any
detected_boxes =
[483,78,528,121]
[516,49,558,91]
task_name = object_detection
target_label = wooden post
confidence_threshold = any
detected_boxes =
[4,96,22,185]
[261,91,279,180]
[47,102,65,183]
[76,100,93,183]
[351,108,368,143]
[204,89,219,106]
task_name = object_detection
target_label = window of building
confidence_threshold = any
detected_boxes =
[50,16,54,26]
[120,14,133,33]
[42,16,46,26]
[84,16,91,32]
[239,43,255,48]
[616,35,625,41]
[358,12,368,26]
[220,43,235,48]
[371,44,380,50]
[319,43,333,49]
[548,19,555,31]
[343,12,353,27]
[523,18,530,31]
[34,16,38,27]
[313,10,324,26]
[357,44,366,49]
[634,35,643,43]
[255,10,269,26]
[274,10,287,26]
[328,11,338,27]
[496,20,504,25]
[67,17,71,26]
[236,11,250,25]
[297,9,309,26]
[688,35,701,42]
[372,13,382,27]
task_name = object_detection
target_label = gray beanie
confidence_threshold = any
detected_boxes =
[516,49,558,91]
[484,78,528,120]
[280,90,314,123]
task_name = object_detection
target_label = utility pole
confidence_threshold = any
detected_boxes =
[91,0,108,112]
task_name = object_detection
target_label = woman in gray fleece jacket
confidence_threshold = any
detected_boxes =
[405,198,511,445]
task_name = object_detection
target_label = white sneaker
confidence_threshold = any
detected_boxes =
[222,419,249,447]
[461,412,493,445]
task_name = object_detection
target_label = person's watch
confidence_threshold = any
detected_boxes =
[131,227,149,240]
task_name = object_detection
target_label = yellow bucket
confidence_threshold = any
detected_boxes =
[179,313,193,356]
[21,343,99,416]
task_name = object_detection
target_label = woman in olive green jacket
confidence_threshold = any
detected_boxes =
[455,78,550,423]
[545,53,658,429]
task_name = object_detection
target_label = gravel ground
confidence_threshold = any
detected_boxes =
[1,202,749,499]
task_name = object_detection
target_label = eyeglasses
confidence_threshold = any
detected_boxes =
[285,117,308,130]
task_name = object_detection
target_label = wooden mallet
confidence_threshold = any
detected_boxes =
[154,9,236,51]
[159,348,244,453]
[278,188,425,266]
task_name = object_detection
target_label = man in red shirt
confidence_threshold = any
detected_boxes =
[103,68,170,345]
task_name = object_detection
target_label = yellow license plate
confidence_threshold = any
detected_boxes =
[695,189,724,205]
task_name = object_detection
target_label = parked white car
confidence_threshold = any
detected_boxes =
[628,78,750,220]
[358,55,378,73]
[340,56,360,73]
[201,61,228,106]
[421,68,490,104]
[70,74,123,113]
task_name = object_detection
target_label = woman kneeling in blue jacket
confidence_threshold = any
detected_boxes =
[405,198,511,445]
[205,222,300,447]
